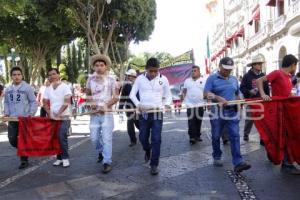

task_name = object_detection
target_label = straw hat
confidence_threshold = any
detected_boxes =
[247,54,265,66]
[125,69,137,77]
[90,54,111,67]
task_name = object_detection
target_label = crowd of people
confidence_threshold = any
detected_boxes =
[2,52,300,176]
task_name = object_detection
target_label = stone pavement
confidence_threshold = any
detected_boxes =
[0,112,299,200]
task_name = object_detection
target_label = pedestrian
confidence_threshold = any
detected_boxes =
[295,72,300,96]
[37,78,51,117]
[240,54,269,141]
[85,54,119,174]
[204,57,251,173]
[182,65,205,145]
[118,69,139,147]
[256,54,300,174]
[43,68,72,168]
[4,66,38,169]
[129,57,172,175]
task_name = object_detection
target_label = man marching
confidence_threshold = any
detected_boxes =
[182,65,205,145]
[130,57,172,175]
[204,57,251,173]
[43,68,72,168]
[86,54,119,174]
[4,67,38,169]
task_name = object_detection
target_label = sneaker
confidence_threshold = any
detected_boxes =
[102,163,112,174]
[144,150,151,163]
[281,165,300,175]
[129,142,137,147]
[53,159,63,166]
[213,159,223,167]
[223,139,229,145]
[62,159,70,168]
[196,137,203,142]
[260,140,265,146]
[150,166,159,175]
[98,153,103,163]
[18,161,29,169]
[243,135,249,141]
[234,162,251,173]
[189,138,196,145]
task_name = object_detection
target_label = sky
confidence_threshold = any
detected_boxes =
[129,0,212,67]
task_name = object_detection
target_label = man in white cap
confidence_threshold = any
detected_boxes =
[118,69,140,147]
[240,54,269,142]
[204,57,251,173]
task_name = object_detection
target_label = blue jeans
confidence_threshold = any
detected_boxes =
[89,114,114,164]
[57,120,71,160]
[139,113,163,167]
[210,107,243,166]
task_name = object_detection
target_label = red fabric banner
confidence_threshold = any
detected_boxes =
[250,97,300,165]
[17,117,62,157]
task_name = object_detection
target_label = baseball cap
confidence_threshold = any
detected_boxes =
[219,57,234,70]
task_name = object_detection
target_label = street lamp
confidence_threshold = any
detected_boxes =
[7,48,20,67]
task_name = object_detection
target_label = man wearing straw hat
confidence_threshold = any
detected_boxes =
[204,57,251,173]
[182,65,206,145]
[130,57,172,175]
[240,54,269,142]
[118,69,139,147]
[86,54,119,174]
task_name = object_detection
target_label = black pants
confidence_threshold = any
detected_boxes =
[8,122,28,162]
[187,107,204,140]
[126,112,139,143]
[40,107,47,117]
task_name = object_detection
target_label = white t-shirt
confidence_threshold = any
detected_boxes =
[183,77,205,106]
[86,74,116,106]
[43,82,72,116]
[129,73,172,109]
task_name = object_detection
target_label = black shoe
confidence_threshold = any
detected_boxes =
[223,139,229,145]
[129,142,137,147]
[18,161,29,169]
[144,150,151,163]
[150,166,159,175]
[98,153,103,163]
[281,165,300,175]
[189,138,196,145]
[260,140,265,146]
[102,163,112,174]
[243,135,249,141]
[234,162,251,173]
[196,137,203,142]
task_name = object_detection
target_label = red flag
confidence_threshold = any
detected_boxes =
[250,98,285,164]
[205,57,210,75]
[250,97,300,165]
[17,117,62,156]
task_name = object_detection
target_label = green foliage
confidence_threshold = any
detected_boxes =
[58,64,68,80]
[77,73,87,87]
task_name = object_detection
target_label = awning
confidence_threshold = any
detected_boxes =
[236,27,245,37]
[248,8,260,25]
[266,0,276,7]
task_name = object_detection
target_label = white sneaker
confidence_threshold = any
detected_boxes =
[62,159,70,167]
[53,160,63,166]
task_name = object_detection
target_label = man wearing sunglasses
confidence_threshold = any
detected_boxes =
[130,58,172,175]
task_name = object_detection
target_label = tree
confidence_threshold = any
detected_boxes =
[77,44,83,73]
[66,44,75,83]
[59,64,68,80]
[0,0,81,84]
[71,42,78,80]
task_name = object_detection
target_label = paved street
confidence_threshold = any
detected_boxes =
[0,112,299,200]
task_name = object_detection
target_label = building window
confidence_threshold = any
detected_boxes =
[254,20,260,33]
[278,0,284,16]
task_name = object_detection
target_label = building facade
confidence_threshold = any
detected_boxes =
[209,0,300,76]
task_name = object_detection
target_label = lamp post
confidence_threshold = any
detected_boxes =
[86,0,111,75]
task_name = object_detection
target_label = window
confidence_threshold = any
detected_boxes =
[254,20,260,33]
[278,0,284,16]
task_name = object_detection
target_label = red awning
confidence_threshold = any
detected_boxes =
[236,27,245,37]
[248,8,260,25]
[266,0,276,7]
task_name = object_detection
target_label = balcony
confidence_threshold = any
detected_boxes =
[287,0,300,21]
[272,15,287,34]
[248,26,268,49]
